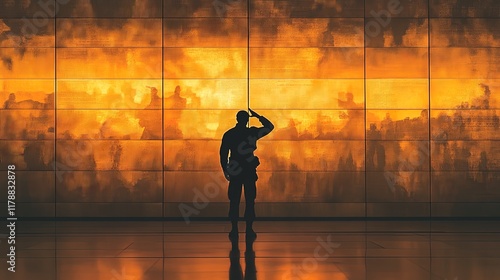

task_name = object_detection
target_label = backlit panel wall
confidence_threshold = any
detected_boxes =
[365,0,430,217]
[54,0,163,217]
[0,3,56,217]
[163,0,249,217]
[430,0,500,216]
[0,0,498,218]
[248,0,365,216]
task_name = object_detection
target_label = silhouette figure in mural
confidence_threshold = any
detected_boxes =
[229,234,257,280]
[478,151,489,187]
[220,109,274,240]
[164,85,186,139]
[138,87,162,140]
[3,93,16,109]
[23,133,48,170]
[337,92,364,138]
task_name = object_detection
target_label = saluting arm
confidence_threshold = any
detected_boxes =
[258,115,274,132]
[249,108,274,138]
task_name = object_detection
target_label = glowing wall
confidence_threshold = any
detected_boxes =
[0,0,499,217]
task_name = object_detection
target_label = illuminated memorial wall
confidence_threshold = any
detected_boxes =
[0,0,498,218]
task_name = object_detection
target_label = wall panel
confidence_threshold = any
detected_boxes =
[0,0,498,218]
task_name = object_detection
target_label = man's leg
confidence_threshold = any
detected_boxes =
[228,179,243,237]
[243,179,257,237]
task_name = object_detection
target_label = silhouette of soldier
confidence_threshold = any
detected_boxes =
[3,93,16,109]
[165,85,186,109]
[220,109,274,239]
[367,124,382,171]
[164,85,186,139]
[138,87,162,139]
[146,87,162,109]
[337,92,364,138]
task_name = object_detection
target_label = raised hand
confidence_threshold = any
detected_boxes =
[249,108,260,118]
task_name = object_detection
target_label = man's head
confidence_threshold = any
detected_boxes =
[175,86,181,95]
[236,110,249,125]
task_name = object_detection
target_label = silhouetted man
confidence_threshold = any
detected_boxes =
[3,93,16,109]
[220,109,274,239]
[164,85,186,139]
[138,87,162,139]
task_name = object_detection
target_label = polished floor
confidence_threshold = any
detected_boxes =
[1,221,500,279]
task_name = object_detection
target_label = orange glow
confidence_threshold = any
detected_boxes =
[96,259,145,280]
[0,1,499,212]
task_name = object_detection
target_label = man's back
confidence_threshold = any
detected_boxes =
[220,110,274,179]
[222,126,260,161]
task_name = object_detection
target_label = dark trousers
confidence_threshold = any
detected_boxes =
[228,177,256,223]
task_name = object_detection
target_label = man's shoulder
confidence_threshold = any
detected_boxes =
[223,126,256,138]
[223,127,237,138]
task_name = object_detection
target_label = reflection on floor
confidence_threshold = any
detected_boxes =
[1,221,500,279]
